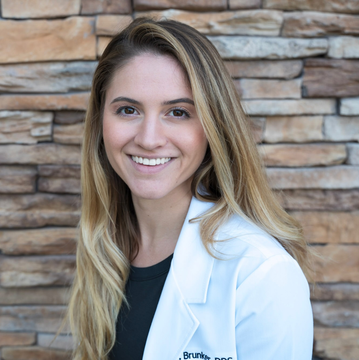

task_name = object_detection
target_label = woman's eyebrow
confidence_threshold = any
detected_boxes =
[110,96,140,105]
[162,98,194,106]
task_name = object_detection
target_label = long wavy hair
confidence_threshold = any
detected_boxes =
[67,17,312,360]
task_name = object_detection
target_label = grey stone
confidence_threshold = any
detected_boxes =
[347,144,359,165]
[340,98,359,115]
[328,36,359,59]
[324,116,359,141]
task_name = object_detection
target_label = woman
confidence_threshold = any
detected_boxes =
[67,17,313,360]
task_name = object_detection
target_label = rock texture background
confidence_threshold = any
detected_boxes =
[0,0,358,359]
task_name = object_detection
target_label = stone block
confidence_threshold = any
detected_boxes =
[0,332,36,346]
[250,117,265,143]
[96,15,134,36]
[134,0,226,11]
[324,116,359,141]
[225,60,302,79]
[340,98,359,115]
[347,144,359,165]
[0,17,96,64]
[54,111,85,125]
[283,11,359,37]
[2,346,71,360]
[38,333,74,350]
[235,79,301,99]
[243,99,336,116]
[0,255,76,287]
[136,10,283,36]
[38,165,81,194]
[311,283,359,301]
[0,144,81,165]
[312,301,359,327]
[0,166,37,194]
[53,123,84,145]
[267,166,359,190]
[0,227,77,255]
[0,194,80,228]
[0,287,70,305]
[81,0,132,14]
[292,211,359,244]
[97,36,112,57]
[277,189,359,211]
[303,59,359,98]
[263,0,359,13]
[314,328,359,360]
[229,0,261,9]
[311,244,359,282]
[0,111,52,144]
[264,116,323,143]
[0,93,90,111]
[208,36,328,59]
[261,144,346,167]
[328,37,359,59]
[2,0,80,18]
[0,62,97,93]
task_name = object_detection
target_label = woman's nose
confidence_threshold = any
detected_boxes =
[134,114,167,150]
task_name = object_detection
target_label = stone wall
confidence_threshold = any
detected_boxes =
[0,0,358,359]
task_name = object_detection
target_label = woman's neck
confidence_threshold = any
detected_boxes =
[131,190,192,267]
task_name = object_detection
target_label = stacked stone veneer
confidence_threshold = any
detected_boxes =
[0,0,359,359]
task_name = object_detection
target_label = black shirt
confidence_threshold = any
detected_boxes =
[109,254,173,360]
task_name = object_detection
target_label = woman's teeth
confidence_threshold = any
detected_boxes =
[132,156,171,166]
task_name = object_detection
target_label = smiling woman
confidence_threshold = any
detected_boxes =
[66,18,314,360]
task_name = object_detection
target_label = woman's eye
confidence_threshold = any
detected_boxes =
[169,109,190,118]
[117,106,137,115]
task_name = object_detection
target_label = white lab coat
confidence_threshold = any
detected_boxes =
[143,197,314,360]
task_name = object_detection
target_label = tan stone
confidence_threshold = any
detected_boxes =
[347,144,359,165]
[136,10,283,36]
[267,166,359,190]
[340,98,359,115]
[96,15,133,36]
[0,144,81,165]
[263,0,359,14]
[242,99,336,116]
[324,116,359,141]
[303,59,359,97]
[2,0,80,18]
[0,255,76,287]
[225,60,302,79]
[0,17,96,64]
[53,123,84,145]
[0,288,70,305]
[235,79,301,99]
[38,334,74,350]
[250,117,265,143]
[209,36,328,59]
[0,62,96,93]
[264,116,323,143]
[277,189,359,211]
[2,346,71,360]
[283,12,359,37]
[311,283,359,301]
[0,194,80,228]
[134,0,227,11]
[0,332,36,346]
[0,166,37,194]
[313,301,359,327]
[54,111,85,125]
[0,93,90,111]
[0,228,77,255]
[292,211,359,244]
[229,0,261,9]
[259,144,346,167]
[329,37,359,59]
[314,328,359,360]
[81,0,132,14]
[97,36,112,57]
[0,111,52,144]
[311,244,359,282]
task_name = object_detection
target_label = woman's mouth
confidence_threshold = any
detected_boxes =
[131,156,171,166]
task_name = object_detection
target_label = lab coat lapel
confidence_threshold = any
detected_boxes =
[143,198,215,360]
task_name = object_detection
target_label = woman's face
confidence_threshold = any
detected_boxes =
[102,53,208,202]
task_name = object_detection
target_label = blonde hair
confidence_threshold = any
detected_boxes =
[67,17,312,360]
